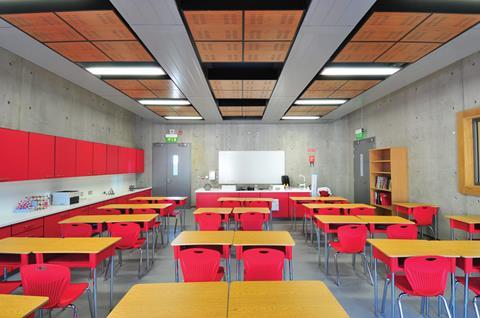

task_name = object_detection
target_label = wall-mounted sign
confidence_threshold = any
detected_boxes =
[165,133,178,143]
[355,128,367,140]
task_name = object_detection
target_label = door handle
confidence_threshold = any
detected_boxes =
[167,178,172,184]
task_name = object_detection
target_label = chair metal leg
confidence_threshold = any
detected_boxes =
[86,288,93,318]
[437,296,442,317]
[304,217,308,243]
[67,304,78,318]
[104,257,112,281]
[381,277,391,314]
[173,218,178,235]
[334,252,340,286]
[138,248,144,279]
[326,243,331,275]
[352,254,356,269]
[439,295,452,318]
[474,295,480,318]
[361,253,373,285]
[397,293,408,318]
[426,297,430,316]
[48,309,52,318]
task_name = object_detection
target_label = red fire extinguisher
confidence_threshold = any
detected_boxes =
[309,155,315,167]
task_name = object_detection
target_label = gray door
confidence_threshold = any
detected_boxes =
[152,143,191,208]
[354,137,376,203]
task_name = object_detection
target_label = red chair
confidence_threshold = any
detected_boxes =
[133,208,163,249]
[245,201,270,208]
[21,264,92,318]
[60,223,93,238]
[395,256,452,318]
[456,277,480,318]
[237,212,265,231]
[328,224,372,286]
[243,248,284,281]
[348,208,375,216]
[221,201,242,208]
[107,222,146,278]
[0,281,21,294]
[412,206,438,238]
[386,224,418,240]
[178,248,224,282]
[158,200,182,237]
[195,213,224,231]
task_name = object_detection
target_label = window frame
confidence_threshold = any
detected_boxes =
[457,107,480,195]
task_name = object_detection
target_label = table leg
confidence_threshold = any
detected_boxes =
[226,258,230,282]
[373,258,378,316]
[109,255,114,311]
[451,273,456,316]
[283,260,286,280]
[236,260,241,281]
[464,273,469,318]
[315,227,321,264]
[93,267,98,318]
[175,260,179,282]
[289,260,293,280]
[146,230,150,269]
[166,217,170,243]
[451,228,455,240]
[324,232,328,274]
[436,213,439,240]
[391,272,395,318]
[151,230,155,264]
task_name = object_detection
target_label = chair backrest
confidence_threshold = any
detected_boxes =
[221,201,242,208]
[179,248,221,282]
[132,208,156,215]
[60,223,93,238]
[348,208,375,216]
[386,224,418,239]
[239,212,264,231]
[21,264,70,309]
[315,208,341,216]
[404,256,450,296]
[245,201,270,208]
[109,222,141,249]
[412,206,437,226]
[243,248,285,281]
[196,213,223,231]
[337,225,368,253]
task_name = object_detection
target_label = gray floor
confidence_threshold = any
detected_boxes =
[12,210,474,317]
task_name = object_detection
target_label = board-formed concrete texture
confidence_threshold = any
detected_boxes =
[0,47,137,147]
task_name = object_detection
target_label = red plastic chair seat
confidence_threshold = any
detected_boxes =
[115,237,146,250]
[215,267,225,281]
[243,248,284,281]
[329,241,355,254]
[329,225,368,254]
[0,281,21,294]
[457,276,480,295]
[179,248,224,282]
[57,282,89,308]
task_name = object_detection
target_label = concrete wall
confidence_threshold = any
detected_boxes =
[135,119,352,204]
[343,51,480,238]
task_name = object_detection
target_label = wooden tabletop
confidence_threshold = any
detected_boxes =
[0,294,49,318]
[356,215,414,224]
[241,198,273,202]
[217,197,243,202]
[446,215,480,224]
[130,196,188,201]
[0,237,58,254]
[228,281,349,318]
[303,203,374,210]
[232,207,270,214]
[32,237,120,254]
[171,231,235,246]
[290,197,325,202]
[315,196,349,202]
[394,202,438,208]
[98,203,172,210]
[367,239,460,258]
[314,215,366,224]
[59,214,157,224]
[193,208,233,215]
[108,282,228,318]
[233,231,295,246]
[439,240,480,258]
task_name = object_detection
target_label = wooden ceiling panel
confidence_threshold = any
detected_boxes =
[243,80,276,91]
[243,106,265,116]
[220,106,242,116]
[341,80,380,90]
[196,42,242,62]
[94,41,154,62]
[286,106,313,115]
[140,80,177,91]
[402,13,480,43]
[244,10,303,41]
[45,42,111,62]
[184,11,242,41]
[301,90,333,98]
[329,90,363,98]
[122,89,156,99]
[309,80,346,91]
[309,106,338,116]
[173,106,198,116]
[334,42,394,62]
[105,80,146,90]
[242,90,272,99]
[244,42,290,62]
[209,80,242,91]
[56,10,135,41]
[352,12,430,41]
[1,13,85,42]
[377,42,440,62]
[147,106,176,116]
[152,89,185,99]
[214,91,243,99]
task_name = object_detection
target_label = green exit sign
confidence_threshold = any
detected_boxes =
[164,134,178,143]
[355,128,367,140]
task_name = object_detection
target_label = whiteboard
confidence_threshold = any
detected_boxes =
[219,151,285,184]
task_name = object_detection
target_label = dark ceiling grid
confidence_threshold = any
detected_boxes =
[177,0,310,120]
[284,0,480,119]
[0,2,200,120]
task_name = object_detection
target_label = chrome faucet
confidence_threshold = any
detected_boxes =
[299,175,306,189]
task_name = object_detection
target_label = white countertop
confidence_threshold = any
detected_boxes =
[0,187,152,228]
[195,188,311,193]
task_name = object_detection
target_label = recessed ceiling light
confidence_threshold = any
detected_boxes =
[294,99,346,105]
[139,99,191,106]
[282,116,320,120]
[321,66,401,76]
[164,116,203,120]
[85,66,165,76]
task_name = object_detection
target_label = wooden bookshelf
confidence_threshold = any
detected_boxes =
[369,147,408,214]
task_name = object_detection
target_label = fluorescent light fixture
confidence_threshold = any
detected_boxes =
[282,116,320,120]
[321,66,401,76]
[294,99,346,105]
[85,66,165,76]
[164,116,203,120]
[139,99,191,106]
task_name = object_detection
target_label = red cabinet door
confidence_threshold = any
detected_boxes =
[128,148,137,173]
[28,132,55,180]
[196,193,220,208]
[44,211,70,237]
[76,140,93,176]
[106,145,119,174]
[118,147,129,173]
[261,192,289,218]
[93,143,107,175]
[0,128,29,181]
[136,149,144,173]
[55,137,76,178]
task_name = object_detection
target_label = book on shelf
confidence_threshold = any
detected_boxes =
[374,175,391,190]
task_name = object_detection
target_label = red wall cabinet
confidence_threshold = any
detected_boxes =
[106,145,119,174]
[0,128,29,181]
[118,147,129,173]
[196,193,220,208]
[136,149,144,173]
[12,218,44,237]
[127,148,137,173]
[76,140,93,176]
[55,137,76,178]
[28,132,55,180]
[43,211,70,237]
[262,192,289,218]
[92,143,107,175]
